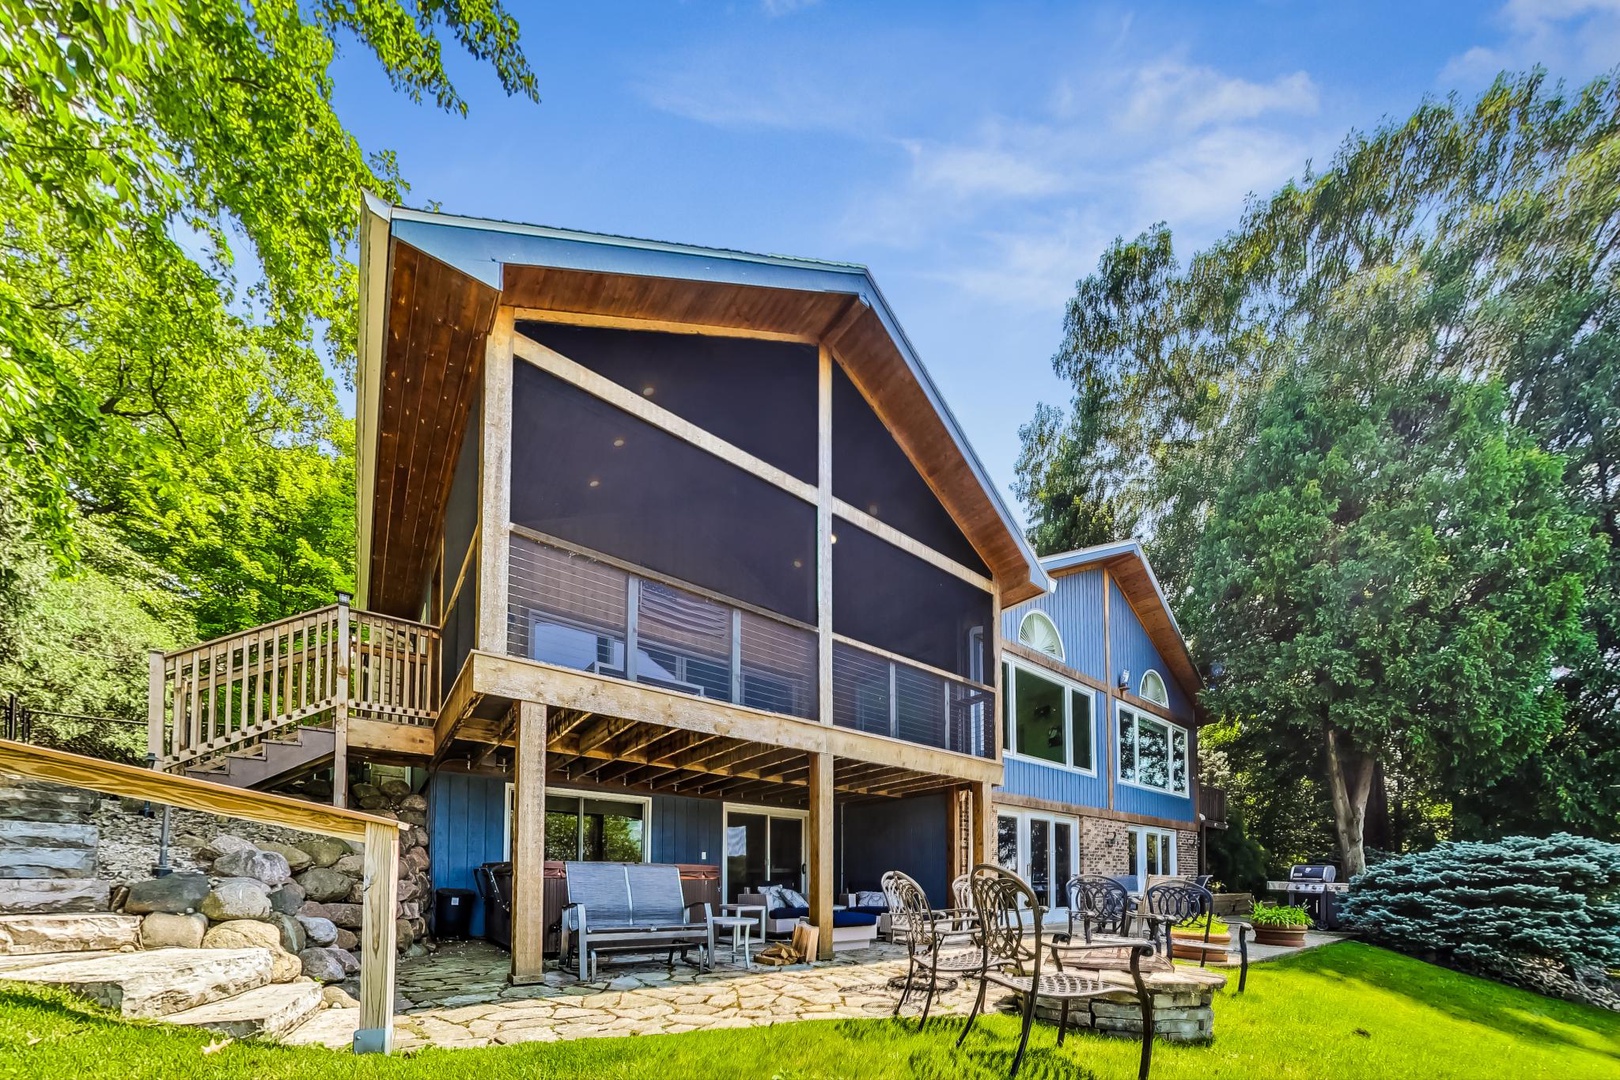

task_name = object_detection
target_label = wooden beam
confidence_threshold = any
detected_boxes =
[348,718,434,758]
[830,499,993,592]
[510,701,546,984]
[970,779,994,869]
[817,346,834,727]
[477,308,515,653]
[470,652,1004,785]
[511,307,820,345]
[512,334,818,505]
[356,819,399,1052]
[1102,568,1115,811]
[808,752,835,961]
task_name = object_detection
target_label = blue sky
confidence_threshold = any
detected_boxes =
[329,0,1620,515]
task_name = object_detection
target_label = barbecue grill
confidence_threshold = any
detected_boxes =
[1263,863,1347,929]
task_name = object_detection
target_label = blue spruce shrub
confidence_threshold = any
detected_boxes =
[1342,834,1620,998]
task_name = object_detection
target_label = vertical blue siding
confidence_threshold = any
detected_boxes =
[1108,580,1195,724]
[841,793,950,905]
[429,772,508,937]
[650,795,723,864]
[1000,757,1108,808]
[1001,569,1105,682]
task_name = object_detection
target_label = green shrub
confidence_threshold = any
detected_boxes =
[1342,834,1620,985]
[1174,915,1231,936]
[1248,902,1311,928]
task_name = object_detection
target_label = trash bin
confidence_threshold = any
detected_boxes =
[473,861,512,949]
[434,887,476,940]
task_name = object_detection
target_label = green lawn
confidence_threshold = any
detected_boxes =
[0,943,1615,1080]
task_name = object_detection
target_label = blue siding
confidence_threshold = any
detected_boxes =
[650,795,723,864]
[1001,756,1108,809]
[1108,580,1196,724]
[429,772,508,937]
[842,792,950,905]
[1001,569,1105,682]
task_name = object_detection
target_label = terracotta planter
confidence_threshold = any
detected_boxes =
[1251,925,1308,947]
[1170,927,1230,961]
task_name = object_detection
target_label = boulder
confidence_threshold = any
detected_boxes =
[396,918,415,949]
[321,984,360,1008]
[296,915,338,947]
[202,919,283,952]
[294,837,349,868]
[295,867,351,903]
[397,810,427,828]
[214,848,293,886]
[200,881,271,922]
[350,782,380,802]
[269,948,302,983]
[299,946,359,983]
[379,779,412,800]
[268,912,306,954]
[323,903,363,930]
[344,879,364,905]
[399,793,427,813]
[302,778,333,800]
[123,872,210,915]
[140,912,206,949]
[200,834,257,862]
[267,882,306,916]
[357,794,388,810]
[403,848,430,875]
[333,927,359,951]
[256,841,314,874]
[332,854,365,877]
[213,876,272,895]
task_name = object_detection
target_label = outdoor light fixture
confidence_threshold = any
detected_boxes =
[1118,668,1130,690]
[613,437,625,447]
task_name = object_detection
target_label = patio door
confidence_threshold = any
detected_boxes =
[995,810,1078,911]
[723,806,806,903]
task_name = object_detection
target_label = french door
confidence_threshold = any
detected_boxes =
[722,806,806,904]
[995,811,1078,910]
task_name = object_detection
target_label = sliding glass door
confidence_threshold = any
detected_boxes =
[723,806,806,903]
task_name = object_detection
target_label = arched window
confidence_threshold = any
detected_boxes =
[1018,610,1064,661]
[1139,669,1169,706]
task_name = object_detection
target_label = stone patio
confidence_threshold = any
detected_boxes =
[276,929,1348,1051]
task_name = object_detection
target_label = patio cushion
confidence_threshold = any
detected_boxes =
[847,906,888,917]
[769,905,809,920]
[767,906,879,928]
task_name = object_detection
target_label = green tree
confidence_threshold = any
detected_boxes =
[1190,371,1594,875]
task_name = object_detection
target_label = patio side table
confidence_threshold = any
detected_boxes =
[707,915,758,970]
[719,903,768,939]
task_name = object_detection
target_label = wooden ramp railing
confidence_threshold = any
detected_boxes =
[0,740,400,1053]
[148,598,440,798]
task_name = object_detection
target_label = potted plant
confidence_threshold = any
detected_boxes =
[1247,902,1311,946]
[1169,915,1230,960]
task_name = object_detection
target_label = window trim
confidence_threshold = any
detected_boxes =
[506,784,654,863]
[1114,704,1191,796]
[1017,610,1065,661]
[1138,668,1169,707]
[1002,658,1098,777]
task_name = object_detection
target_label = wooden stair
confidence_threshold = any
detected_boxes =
[184,725,335,790]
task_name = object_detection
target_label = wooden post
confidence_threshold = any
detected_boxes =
[1102,569,1115,810]
[511,700,547,984]
[808,751,835,961]
[477,308,516,654]
[333,595,351,808]
[970,779,994,869]
[147,650,165,764]
[816,346,834,724]
[356,819,399,1054]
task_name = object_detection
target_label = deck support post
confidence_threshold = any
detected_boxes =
[477,307,516,654]
[356,818,399,1053]
[808,751,835,961]
[333,594,351,808]
[970,779,994,869]
[511,700,547,984]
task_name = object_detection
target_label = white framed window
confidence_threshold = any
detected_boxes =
[506,785,652,863]
[1018,610,1065,660]
[1002,659,1096,774]
[1116,705,1190,795]
[1138,669,1169,707]
[996,810,1078,913]
[1127,826,1178,880]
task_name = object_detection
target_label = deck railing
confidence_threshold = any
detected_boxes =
[148,599,440,774]
[830,638,996,759]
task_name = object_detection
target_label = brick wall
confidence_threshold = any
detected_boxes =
[1076,816,1202,880]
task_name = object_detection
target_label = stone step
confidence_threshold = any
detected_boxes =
[164,979,325,1039]
[0,780,98,824]
[0,913,140,955]
[277,1005,358,1048]
[0,947,273,1018]
[0,878,110,914]
[0,949,115,973]
[0,820,99,879]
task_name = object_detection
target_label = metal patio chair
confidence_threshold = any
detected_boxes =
[882,870,983,1029]
[956,864,1157,1080]
[1063,874,1136,943]
[1142,879,1248,992]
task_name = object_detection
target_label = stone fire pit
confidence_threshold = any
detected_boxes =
[999,964,1227,1043]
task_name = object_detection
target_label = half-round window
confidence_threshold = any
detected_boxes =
[1018,611,1064,661]
[1139,669,1169,706]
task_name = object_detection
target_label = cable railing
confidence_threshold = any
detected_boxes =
[830,638,996,759]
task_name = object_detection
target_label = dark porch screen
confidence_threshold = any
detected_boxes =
[830,364,987,573]
[831,516,991,679]
[518,322,819,484]
[510,363,817,624]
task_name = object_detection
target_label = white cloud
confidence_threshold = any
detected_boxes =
[761,0,819,15]
[1442,0,1620,84]
[1117,62,1319,135]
